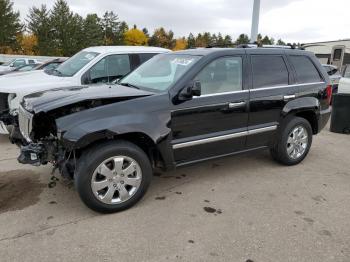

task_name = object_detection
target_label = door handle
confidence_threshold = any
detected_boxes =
[228,101,246,109]
[283,95,296,101]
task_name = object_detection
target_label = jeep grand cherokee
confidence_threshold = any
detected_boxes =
[15,47,331,213]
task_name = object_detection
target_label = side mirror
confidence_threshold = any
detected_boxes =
[178,80,201,101]
[9,63,15,67]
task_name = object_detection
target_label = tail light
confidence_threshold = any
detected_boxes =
[326,85,332,105]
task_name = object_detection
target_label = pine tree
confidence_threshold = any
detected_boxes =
[186,33,196,49]
[0,0,23,53]
[83,14,104,47]
[50,0,84,56]
[27,5,57,55]
[235,34,250,45]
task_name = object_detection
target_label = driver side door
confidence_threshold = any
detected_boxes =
[171,55,249,165]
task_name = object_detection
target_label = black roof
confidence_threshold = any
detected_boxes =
[172,47,313,57]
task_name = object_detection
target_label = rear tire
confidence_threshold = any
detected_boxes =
[75,140,152,213]
[270,116,313,166]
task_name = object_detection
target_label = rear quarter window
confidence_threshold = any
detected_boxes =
[289,55,323,83]
[251,55,289,88]
[139,53,157,64]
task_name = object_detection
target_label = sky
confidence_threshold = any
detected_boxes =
[12,0,350,43]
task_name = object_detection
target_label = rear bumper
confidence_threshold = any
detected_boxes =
[318,107,331,132]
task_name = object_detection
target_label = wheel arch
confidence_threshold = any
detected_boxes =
[281,97,321,134]
[66,130,168,170]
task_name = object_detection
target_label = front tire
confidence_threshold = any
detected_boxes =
[75,140,153,213]
[270,117,313,166]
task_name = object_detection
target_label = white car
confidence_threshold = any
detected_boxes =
[0,46,170,134]
[338,65,350,94]
[0,58,40,72]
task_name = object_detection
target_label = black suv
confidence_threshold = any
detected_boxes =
[16,47,332,213]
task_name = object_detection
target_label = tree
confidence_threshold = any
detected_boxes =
[235,34,249,45]
[277,39,286,45]
[83,14,104,47]
[223,35,233,47]
[16,34,38,55]
[27,5,55,55]
[186,33,195,49]
[0,0,23,53]
[174,37,187,51]
[50,0,84,56]
[142,28,149,38]
[115,21,128,45]
[124,28,148,46]
[148,27,175,49]
[101,11,119,45]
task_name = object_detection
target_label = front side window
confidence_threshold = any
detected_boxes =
[120,54,201,92]
[195,56,242,95]
[289,55,322,83]
[88,54,131,84]
[252,55,289,88]
[52,51,99,77]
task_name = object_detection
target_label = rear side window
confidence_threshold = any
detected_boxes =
[139,53,157,64]
[289,55,322,83]
[28,60,35,64]
[252,55,289,88]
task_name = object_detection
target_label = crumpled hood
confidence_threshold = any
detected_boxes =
[0,70,73,94]
[23,84,154,113]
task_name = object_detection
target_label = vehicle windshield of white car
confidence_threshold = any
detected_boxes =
[49,51,99,77]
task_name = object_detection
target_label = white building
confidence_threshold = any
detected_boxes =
[302,39,350,69]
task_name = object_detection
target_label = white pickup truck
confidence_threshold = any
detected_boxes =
[0,46,170,134]
[338,65,350,94]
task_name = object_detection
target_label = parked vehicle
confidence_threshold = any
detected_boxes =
[0,58,40,72]
[338,64,350,94]
[322,64,341,93]
[0,64,40,76]
[34,58,67,71]
[15,47,331,213]
[0,46,170,135]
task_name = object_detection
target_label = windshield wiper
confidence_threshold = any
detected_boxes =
[119,82,140,90]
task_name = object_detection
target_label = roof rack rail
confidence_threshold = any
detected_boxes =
[236,43,305,50]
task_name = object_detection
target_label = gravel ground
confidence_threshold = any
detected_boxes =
[0,124,349,262]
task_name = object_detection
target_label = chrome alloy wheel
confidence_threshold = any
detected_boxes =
[91,156,142,205]
[286,125,309,160]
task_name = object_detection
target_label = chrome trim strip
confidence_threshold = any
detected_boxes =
[172,125,277,149]
[247,125,277,135]
[192,82,325,98]
[194,89,249,98]
[250,82,325,92]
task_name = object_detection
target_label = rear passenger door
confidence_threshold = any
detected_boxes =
[246,50,297,148]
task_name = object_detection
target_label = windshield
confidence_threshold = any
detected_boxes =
[120,54,201,92]
[51,51,99,77]
[2,59,15,66]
